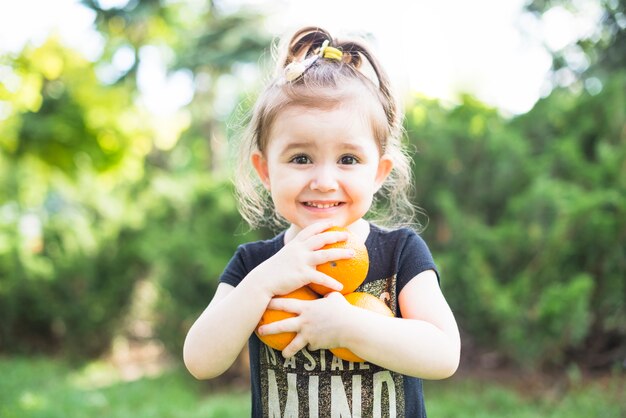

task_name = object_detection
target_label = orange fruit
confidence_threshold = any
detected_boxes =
[309,227,369,295]
[255,286,319,351]
[330,292,394,362]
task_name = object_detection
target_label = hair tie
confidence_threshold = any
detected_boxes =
[282,39,343,83]
[319,40,343,61]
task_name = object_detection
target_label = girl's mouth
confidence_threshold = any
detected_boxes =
[303,202,343,209]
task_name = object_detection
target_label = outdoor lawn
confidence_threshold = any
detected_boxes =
[1,356,623,418]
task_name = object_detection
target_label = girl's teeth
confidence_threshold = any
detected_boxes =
[306,202,339,209]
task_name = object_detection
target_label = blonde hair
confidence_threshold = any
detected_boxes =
[235,27,417,230]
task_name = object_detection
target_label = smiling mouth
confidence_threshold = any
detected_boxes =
[303,202,343,209]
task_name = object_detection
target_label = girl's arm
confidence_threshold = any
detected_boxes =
[345,269,460,379]
[260,269,460,379]
[183,221,351,380]
[183,278,273,380]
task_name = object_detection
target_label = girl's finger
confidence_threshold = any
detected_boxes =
[323,291,345,300]
[257,316,300,336]
[282,334,308,359]
[309,271,343,292]
[306,230,350,250]
[267,297,305,313]
[312,248,356,265]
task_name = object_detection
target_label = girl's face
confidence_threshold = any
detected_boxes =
[252,104,393,231]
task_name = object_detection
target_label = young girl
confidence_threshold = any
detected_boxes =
[184,27,460,417]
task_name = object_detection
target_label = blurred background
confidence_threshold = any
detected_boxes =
[0,0,624,416]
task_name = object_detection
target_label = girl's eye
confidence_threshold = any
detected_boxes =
[339,155,359,165]
[290,154,312,164]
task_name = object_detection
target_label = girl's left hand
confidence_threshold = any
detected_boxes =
[257,292,353,358]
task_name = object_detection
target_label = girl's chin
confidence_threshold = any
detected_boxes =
[291,219,341,229]
[295,217,359,230]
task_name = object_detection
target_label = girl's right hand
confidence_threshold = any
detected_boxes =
[254,221,353,297]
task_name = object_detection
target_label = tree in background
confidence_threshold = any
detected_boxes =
[526,0,625,80]
[0,36,150,356]
[0,0,268,358]
[517,0,626,368]
[81,0,271,172]
[409,0,625,369]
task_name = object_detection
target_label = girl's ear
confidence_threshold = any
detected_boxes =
[374,154,394,190]
[251,151,271,190]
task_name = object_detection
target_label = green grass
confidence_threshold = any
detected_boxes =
[1,356,623,418]
[0,357,250,418]
[425,374,625,418]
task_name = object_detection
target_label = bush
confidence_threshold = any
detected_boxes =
[407,77,626,369]
[0,164,259,360]
[0,194,145,358]
[134,172,261,356]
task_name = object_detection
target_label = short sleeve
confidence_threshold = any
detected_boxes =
[219,245,249,288]
[396,230,439,293]
[218,233,285,288]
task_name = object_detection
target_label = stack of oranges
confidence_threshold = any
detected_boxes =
[255,227,393,362]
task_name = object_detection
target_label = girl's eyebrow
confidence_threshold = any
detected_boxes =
[280,141,366,155]
[279,142,312,154]
[339,142,366,152]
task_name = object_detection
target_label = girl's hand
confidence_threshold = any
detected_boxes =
[255,221,353,297]
[257,292,353,358]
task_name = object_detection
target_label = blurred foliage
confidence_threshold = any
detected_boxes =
[0,0,624,372]
[525,0,626,88]
[0,35,152,357]
[0,169,146,358]
[81,0,271,172]
[409,72,625,368]
[0,37,149,178]
[132,172,260,354]
[0,0,268,359]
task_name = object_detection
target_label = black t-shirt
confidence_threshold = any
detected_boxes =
[220,223,438,417]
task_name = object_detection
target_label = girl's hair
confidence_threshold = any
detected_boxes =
[235,26,418,230]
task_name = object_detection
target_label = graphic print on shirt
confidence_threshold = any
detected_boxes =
[259,275,405,417]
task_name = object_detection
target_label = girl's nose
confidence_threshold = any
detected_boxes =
[310,165,338,192]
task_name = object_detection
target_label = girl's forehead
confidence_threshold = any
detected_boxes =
[274,94,381,129]
[270,104,370,137]
[277,103,352,120]
[258,82,389,153]
[266,104,381,155]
